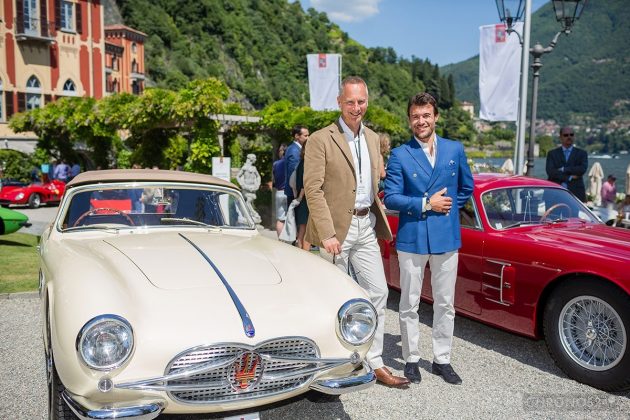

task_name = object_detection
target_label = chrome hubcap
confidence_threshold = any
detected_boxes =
[559,296,626,371]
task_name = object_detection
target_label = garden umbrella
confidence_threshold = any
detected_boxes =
[500,158,514,174]
[588,161,604,206]
[626,163,630,195]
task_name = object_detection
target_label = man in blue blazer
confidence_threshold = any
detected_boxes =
[284,125,309,204]
[384,92,473,385]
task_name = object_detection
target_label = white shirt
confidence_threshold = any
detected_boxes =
[416,134,437,211]
[339,117,373,209]
[416,135,437,168]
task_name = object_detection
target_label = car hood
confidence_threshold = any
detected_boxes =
[102,230,282,289]
[523,223,630,259]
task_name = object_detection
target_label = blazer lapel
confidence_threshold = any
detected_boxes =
[329,122,356,180]
[404,138,432,179]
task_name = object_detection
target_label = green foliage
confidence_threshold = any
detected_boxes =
[0,150,35,182]
[537,135,554,156]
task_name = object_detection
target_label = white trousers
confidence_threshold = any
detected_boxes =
[398,250,458,365]
[320,214,388,370]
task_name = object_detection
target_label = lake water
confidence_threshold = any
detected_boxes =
[473,154,630,195]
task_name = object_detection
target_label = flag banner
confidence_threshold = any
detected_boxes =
[479,23,523,121]
[307,53,341,111]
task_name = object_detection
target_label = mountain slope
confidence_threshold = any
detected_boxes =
[442,0,630,121]
[108,0,455,120]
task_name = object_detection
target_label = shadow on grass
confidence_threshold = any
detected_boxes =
[0,239,34,247]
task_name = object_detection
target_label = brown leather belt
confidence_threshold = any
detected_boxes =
[353,208,370,216]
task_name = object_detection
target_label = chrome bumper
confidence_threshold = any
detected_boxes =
[62,391,164,420]
[309,362,375,395]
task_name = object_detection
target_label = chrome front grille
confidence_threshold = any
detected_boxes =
[166,337,319,404]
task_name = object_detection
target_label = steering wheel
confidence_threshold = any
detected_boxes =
[73,208,135,227]
[540,203,571,222]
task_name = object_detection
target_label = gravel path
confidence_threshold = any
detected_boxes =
[1,293,628,420]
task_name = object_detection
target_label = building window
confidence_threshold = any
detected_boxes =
[26,76,42,110]
[24,0,38,34]
[132,42,137,53]
[61,1,74,31]
[112,79,118,93]
[63,79,77,95]
[132,59,138,73]
[112,56,118,71]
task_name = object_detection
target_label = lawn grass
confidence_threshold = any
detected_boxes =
[0,233,40,293]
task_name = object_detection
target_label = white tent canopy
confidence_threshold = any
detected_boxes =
[500,158,514,174]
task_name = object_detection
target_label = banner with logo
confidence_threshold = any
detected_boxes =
[479,23,523,121]
[307,53,341,111]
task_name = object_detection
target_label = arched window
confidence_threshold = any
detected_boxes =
[131,42,137,53]
[112,79,118,93]
[26,75,42,110]
[132,59,138,73]
[63,79,77,95]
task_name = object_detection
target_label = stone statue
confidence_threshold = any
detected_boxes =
[236,153,262,224]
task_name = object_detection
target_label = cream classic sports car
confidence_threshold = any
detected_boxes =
[41,169,377,419]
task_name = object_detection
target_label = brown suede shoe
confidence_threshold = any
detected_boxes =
[374,367,411,388]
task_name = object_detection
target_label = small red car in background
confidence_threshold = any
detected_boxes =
[0,179,65,208]
[380,173,630,391]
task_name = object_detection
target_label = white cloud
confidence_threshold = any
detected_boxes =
[310,0,382,23]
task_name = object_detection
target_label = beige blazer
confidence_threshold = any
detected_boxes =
[304,121,392,246]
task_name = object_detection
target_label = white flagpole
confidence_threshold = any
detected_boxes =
[515,0,531,175]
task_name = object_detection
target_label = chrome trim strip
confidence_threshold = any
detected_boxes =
[62,390,163,420]
[482,284,501,291]
[116,353,355,392]
[179,233,255,338]
[116,356,238,390]
[309,362,375,395]
[482,271,501,278]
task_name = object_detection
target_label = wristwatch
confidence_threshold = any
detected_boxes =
[425,199,432,212]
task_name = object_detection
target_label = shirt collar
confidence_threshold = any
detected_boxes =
[562,145,573,152]
[338,117,364,142]
[414,134,437,151]
[293,140,302,149]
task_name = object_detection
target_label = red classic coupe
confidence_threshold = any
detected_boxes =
[380,173,630,391]
[0,179,65,208]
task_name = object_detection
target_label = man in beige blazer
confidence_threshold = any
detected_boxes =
[304,76,409,388]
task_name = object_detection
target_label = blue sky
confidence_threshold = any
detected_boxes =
[296,0,548,66]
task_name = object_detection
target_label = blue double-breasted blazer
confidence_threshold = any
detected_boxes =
[384,136,474,255]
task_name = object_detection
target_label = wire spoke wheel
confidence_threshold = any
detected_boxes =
[558,296,627,371]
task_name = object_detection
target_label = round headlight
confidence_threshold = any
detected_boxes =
[337,299,377,346]
[77,315,134,371]
[16,192,24,200]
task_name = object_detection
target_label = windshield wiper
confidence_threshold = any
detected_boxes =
[160,217,221,229]
[63,225,121,233]
[503,220,539,229]
[545,218,569,224]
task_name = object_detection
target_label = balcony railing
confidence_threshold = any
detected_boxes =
[15,18,56,44]
[130,72,145,81]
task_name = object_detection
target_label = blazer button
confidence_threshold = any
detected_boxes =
[408,211,412,215]
[348,209,352,214]
[421,214,426,219]
[424,192,428,197]
[452,172,455,176]
[413,173,417,177]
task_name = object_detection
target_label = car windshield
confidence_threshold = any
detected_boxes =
[59,182,255,231]
[481,186,600,230]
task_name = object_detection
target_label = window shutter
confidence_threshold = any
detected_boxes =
[40,0,49,36]
[55,0,61,30]
[16,0,25,34]
[76,2,83,34]
[17,93,26,113]
[5,92,15,118]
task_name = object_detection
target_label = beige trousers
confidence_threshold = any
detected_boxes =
[398,250,458,365]
[320,213,388,370]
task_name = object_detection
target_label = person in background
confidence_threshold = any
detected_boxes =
[294,143,310,250]
[304,76,409,388]
[272,143,288,237]
[69,162,81,182]
[616,194,630,227]
[384,92,474,386]
[53,160,70,182]
[545,126,588,202]
[284,125,309,204]
[601,174,617,209]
